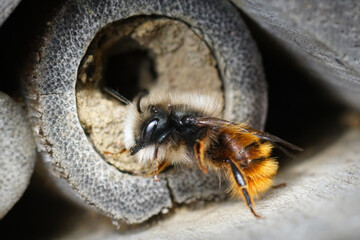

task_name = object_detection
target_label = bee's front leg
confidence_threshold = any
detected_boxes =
[151,145,160,182]
[103,148,128,157]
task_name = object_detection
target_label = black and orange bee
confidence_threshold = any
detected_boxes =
[105,88,302,217]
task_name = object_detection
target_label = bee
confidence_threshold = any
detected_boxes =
[104,88,302,217]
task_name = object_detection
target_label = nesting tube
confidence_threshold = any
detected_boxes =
[24,0,266,224]
[0,92,36,219]
[0,0,22,26]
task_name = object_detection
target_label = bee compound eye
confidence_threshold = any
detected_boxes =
[142,118,159,140]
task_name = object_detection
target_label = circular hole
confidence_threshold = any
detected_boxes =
[103,37,157,100]
[76,16,223,174]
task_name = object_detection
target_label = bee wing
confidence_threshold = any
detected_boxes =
[195,117,303,151]
[194,117,234,128]
[247,127,303,151]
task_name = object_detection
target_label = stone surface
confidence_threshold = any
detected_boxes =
[232,0,360,110]
[0,91,36,218]
[24,0,266,223]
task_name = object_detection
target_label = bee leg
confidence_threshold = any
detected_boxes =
[138,160,170,179]
[194,140,208,174]
[226,159,262,218]
[157,160,170,173]
[103,148,128,157]
[151,145,160,182]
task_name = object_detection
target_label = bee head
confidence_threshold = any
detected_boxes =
[124,91,222,157]
[130,102,202,156]
[130,105,174,155]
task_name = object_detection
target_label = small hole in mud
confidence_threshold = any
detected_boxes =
[103,37,157,100]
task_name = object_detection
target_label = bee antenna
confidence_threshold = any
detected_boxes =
[136,89,149,114]
[103,87,131,105]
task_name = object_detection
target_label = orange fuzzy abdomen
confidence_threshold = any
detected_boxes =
[241,157,278,198]
[217,127,279,199]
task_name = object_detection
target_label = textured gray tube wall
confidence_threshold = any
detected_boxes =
[24,0,266,224]
[0,0,22,26]
[0,92,36,219]
[232,0,360,110]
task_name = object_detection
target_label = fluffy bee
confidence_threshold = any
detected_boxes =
[105,88,302,217]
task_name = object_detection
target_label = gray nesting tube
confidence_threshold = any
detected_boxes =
[24,0,266,224]
[0,0,22,26]
[0,92,36,219]
[232,0,360,110]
